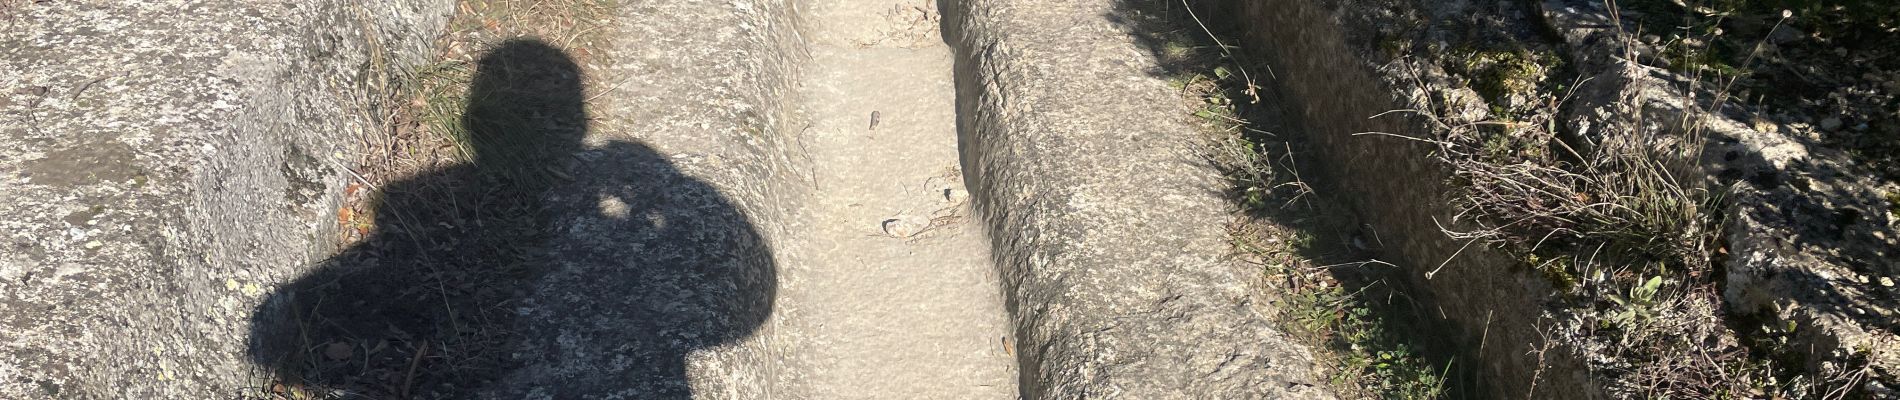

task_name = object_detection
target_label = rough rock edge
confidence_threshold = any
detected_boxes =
[0,1,450,398]
[1542,0,1900,391]
[942,0,1333,398]
[1216,0,1606,398]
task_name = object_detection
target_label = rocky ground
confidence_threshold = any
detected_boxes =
[2,0,1330,399]
[3,0,1894,399]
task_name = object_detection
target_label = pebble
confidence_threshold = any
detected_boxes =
[1820,116,1844,131]
[1751,119,1777,133]
[1882,277,1895,287]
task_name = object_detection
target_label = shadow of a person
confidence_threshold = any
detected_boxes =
[247,39,776,399]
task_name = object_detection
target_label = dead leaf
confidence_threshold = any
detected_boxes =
[324,342,352,361]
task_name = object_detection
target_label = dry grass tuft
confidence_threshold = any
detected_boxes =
[1409,108,1721,280]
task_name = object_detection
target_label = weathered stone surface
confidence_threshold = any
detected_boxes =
[942,1,1333,398]
[0,1,448,397]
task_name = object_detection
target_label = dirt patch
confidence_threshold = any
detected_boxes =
[19,137,141,188]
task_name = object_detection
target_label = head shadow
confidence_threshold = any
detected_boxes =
[245,38,776,399]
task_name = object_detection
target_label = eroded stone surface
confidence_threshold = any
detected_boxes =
[943,1,1333,398]
[0,1,448,397]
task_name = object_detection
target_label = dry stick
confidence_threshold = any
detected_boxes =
[1479,309,1494,356]
[1696,348,1735,390]
[1275,142,1315,210]
[1711,11,1790,114]
[1428,236,1480,280]
[1178,0,1264,103]
[330,158,382,192]
[1524,324,1556,400]
[401,340,430,399]
[70,74,114,101]
[1313,259,1397,271]
[1425,216,1485,279]
[1351,131,1450,145]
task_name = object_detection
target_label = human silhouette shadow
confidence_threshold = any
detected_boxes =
[247,39,776,399]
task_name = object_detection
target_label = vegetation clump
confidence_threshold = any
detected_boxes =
[1451,47,1561,108]
[1127,2,1456,397]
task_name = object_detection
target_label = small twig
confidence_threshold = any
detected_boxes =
[70,74,114,102]
[1179,0,1265,102]
[1479,309,1494,355]
[1352,131,1450,145]
[1313,259,1398,270]
[328,158,381,191]
[1427,236,1480,280]
[400,340,429,399]
[1275,142,1315,210]
[1524,323,1556,400]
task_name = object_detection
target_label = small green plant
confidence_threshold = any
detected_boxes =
[1453,48,1560,104]
[1281,277,1450,400]
[1604,275,1666,330]
[1333,306,1452,399]
[1234,226,1449,399]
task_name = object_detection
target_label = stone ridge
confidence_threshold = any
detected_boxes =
[943,1,1334,398]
